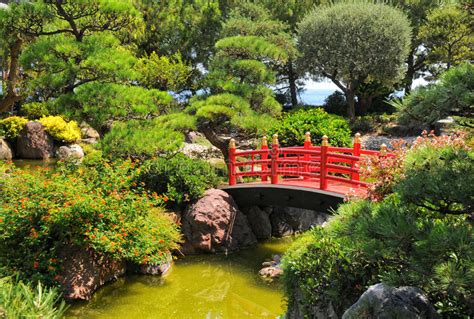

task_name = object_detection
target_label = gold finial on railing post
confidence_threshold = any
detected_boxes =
[380,143,387,156]
[354,132,361,144]
[322,135,329,146]
[262,136,268,147]
[272,134,279,146]
[304,132,311,142]
[229,138,236,149]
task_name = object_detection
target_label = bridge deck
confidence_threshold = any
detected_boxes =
[241,177,367,197]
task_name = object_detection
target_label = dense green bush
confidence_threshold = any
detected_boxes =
[268,108,352,147]
[100,119,184,159]
[394,63,473,128]
[283,142,474,318]
[323,91,347,116]
[137,153,219,210]
[38,116,81,142]
[0,277,67,318]
[20,102,50,120]
[396,139,473,215]
[0,160,180,285]
[283,195,473,317]
[0,116,28,140]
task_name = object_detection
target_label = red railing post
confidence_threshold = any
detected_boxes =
[379,143,387,157]
[351,133,361,181]
[303,132,311,180]
[228,138,236,185]
[319,135,328,190]
[261,136,268,182]
[271,134,279,184]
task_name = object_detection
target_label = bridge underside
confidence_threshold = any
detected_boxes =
[220,184,345,212]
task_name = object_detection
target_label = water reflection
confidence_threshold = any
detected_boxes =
[66,238,293,319]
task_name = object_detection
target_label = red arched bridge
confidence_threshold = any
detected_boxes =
[221,133,391,211]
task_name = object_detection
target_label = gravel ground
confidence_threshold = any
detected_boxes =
[360,135,417,150]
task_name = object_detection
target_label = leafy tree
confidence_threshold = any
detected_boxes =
[391,0,441,94]
[298,3,412,120]
[418,4,473,78]
[173,3,289,159]
[135,0,224,92]
[394,63,474,128]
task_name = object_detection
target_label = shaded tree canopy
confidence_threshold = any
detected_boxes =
[298,2,412,120]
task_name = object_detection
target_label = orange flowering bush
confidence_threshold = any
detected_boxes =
[0,160,180,285]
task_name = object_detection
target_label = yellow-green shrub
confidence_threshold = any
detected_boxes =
[0,116,28,140]
[37,116,81,142]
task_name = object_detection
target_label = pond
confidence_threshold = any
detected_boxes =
[66,238,293,319]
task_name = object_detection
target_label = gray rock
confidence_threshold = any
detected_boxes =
[127,253,172,276]
[0,138,13,160]
[270,206,329,237]
[80,122,100,140]
[16,122,54,159]
[56,144,84,160]
[244,206,272,239]
[181,189,257,254]
[342,283,439,319]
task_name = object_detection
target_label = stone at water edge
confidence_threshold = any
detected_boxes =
[0,138,13,160]
[181,189,257,254]
[16,122,54,159]
[56,144,84,160]
[270,206,329,237]
[259,254,283,279]
[342,283,439,319]
[58,245,126,301]
[243,206,272,239]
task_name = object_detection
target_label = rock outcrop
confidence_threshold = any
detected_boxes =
[342,283,439,319]
[181,189,257,254]
[80,122,100,144]
[15,122,54,159]
[269,206,329,237]
[59,246,126,300]
[56,144,84,160]
[0,138,13,160]
[244,206,272,239]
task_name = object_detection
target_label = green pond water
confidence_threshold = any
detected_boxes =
[65,238,294,319]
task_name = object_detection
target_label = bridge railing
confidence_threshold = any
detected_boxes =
[228,132,392,190]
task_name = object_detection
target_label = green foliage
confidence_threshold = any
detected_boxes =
[418,4,473,77]
[283,142,474,318]
[0,277,67,319]
[0,116,28,140]
[20,102,50,120]
[136,52,193,92]
[323,91,347,116]
[37,116,81,143]
[0,160,181,285]
[100,119,183,159]
[298,2,411,118]
[395,63,474,127]
[397,141,473,215]
[136,154,219,210]
[268,108,351,147]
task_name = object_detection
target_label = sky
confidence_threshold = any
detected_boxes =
[300,78,429,105]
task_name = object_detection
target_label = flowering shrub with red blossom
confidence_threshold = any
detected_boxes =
[360,130,470,202]
[0,160,180,285]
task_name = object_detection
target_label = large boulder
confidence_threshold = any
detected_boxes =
[0,138,13,160]
[59,246,126,300]
[16,122,54,159]
[270,206,329,237]
[244,206,272,239]
[342,283,439,319]
[56,144,84,161]
[181,189,257,254]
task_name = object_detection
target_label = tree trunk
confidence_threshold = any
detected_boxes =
[0,38,22,113]
[200,122,230,163]
[404,49,415,95]
[288,60,298,108]
[346,85,356,121]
